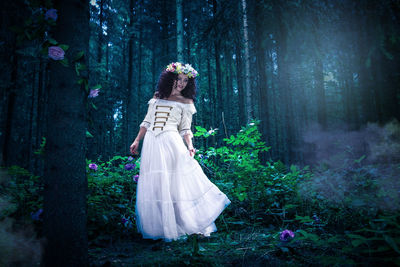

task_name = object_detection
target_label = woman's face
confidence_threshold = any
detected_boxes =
[174,73,189,92]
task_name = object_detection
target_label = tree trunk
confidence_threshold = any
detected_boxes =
[311,9,327,130]
[97,0,104,64]
[235,39,246,127]
[357,14,377,124]
[43,0,89,265]
[0,0,22,166]
[340,59,359,130]
[207,52,215,128]
[225,46,233,134]
[176,0,184,61]
[105,37,109,80]
[241,0,252,122]
[161,0,169,57]
[28,64,37,172]
[35,60,47,175]
[151,40,157,92]
[275,2,294,163]
[254,0,270,160]
[314,57,326,129]
[105,36,111,157]
[212,0,223,133]
[126,0,135,150]
[269,50,281,160]
[2,41,18,167]
[137,21,143,125]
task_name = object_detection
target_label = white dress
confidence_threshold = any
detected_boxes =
[135,98,231,241]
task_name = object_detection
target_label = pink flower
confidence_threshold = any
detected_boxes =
[88,163,98,171]
[89,89,100,98]
[133,174,139,182]
[45,9,58,21]
[48,46,65,60]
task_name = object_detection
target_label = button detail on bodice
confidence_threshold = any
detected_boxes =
[153,105,173,131]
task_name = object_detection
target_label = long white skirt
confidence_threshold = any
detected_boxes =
[135,130,231,241]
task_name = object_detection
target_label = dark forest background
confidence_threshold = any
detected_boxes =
[0,0,399,266]
[2,0,399,170]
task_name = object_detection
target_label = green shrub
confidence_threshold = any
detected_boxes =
[0,156,140,242]
[194,121,308,222]
[0,166,42,222]
[87,155,139,242]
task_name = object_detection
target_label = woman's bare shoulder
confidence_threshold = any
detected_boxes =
[165,95,193,104]
[183,98,194,104]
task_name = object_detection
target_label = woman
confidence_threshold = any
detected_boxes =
[130,62,230,241]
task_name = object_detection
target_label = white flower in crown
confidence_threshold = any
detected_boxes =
[165,62,199,78]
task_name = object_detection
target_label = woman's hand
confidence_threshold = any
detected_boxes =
[188,146,196,157]
[130,140,140,155]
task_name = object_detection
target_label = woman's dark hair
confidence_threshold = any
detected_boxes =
[154,70,197,101]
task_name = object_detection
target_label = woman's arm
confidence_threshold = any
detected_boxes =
[178,102,197,157]
[130,98,156,154]
[183,134,196,157]
[130,126,147,155]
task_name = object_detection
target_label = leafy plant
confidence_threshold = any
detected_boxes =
[0,166,43,221]
[87,155,140,242]
[194,121,308,223]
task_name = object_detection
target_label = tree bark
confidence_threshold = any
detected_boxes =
[161,0,169,57]
[254,0,270,160]
[136,6,143,125]
[35,60,48,175]
[241,0,252,122]
[126,0,135,150]
[212,0,223,132]
[207,52,215,128]
[275,2,294,163]
[28,65,37,172]
[310,11,327,130]
[176,0,184,61]
[0,0,22,166]
[43,0,89,265]
[235,39,246,126]
[314,57,326,129]
[2,41,18,167]
[97,0,104,64]
[225,46,233,134]
[269,50,281,160]
[340,58,359,130]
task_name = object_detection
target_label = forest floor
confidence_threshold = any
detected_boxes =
[87,226,327,267]
[88,226,394,267]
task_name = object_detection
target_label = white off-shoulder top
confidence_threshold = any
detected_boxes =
[140,98,197,138]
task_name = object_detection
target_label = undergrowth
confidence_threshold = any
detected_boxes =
[1,121,399,265]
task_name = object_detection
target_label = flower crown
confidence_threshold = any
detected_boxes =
[165,62,199,78]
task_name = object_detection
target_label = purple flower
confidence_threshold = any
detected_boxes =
[280,229,295,242]
[48,46,65,60]
[124,163,135,171]
[31,208,43,221]
[127,156,134,161]
[88,89,100,98]
[313,214,321,224]
[89,163,98,171]
[198,154,208,160]
[121,216,133,229]
[133,174,139,182]
[45,9,58,21]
